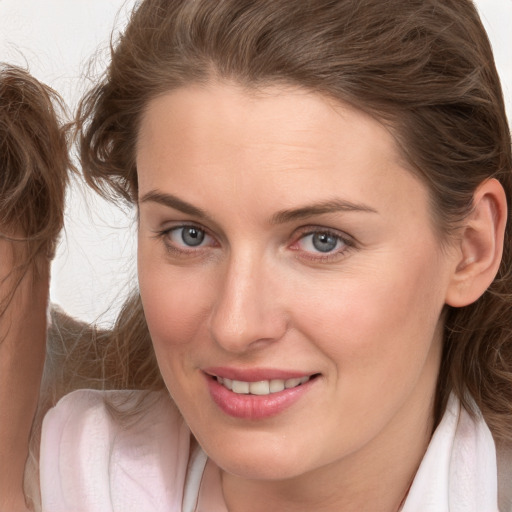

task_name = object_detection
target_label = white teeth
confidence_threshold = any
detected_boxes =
[231,380,250,394]
[284,377,302,389]
[217,376,311,395]
[269,379,285,393]
[249,380,270,395]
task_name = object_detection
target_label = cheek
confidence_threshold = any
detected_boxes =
[137,250,212,350]
[292,249,447,379]
[288,252,446,446]
[138,261,215,405]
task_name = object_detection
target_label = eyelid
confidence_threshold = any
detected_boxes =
[289,225,356,261]
[152,221,356,261]
[291,225,355,244]
[153,222,219,255]
[153,220,216,239]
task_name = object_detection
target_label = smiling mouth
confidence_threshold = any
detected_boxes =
[214,375,315,395]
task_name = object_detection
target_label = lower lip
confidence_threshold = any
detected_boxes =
[205,375,315,420]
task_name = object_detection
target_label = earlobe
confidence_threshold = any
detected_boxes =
[445,178,507,308]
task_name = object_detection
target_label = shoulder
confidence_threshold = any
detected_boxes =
[40,389,190,512]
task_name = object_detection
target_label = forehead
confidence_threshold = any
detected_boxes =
[136,82,429,225]
[139,83,392,145]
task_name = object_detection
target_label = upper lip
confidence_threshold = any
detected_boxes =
[203,367,315,382]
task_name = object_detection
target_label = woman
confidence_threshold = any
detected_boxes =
[0,64,69,512]
[40,0,512,511]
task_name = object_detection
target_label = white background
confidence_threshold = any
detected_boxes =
[1,0,511,326]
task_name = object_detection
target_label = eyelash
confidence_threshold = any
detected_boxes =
[289,227,355,262]
[153,225,217,257]
[153,224,355,262]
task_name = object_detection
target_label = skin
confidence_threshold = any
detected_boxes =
[136,83,465,512]
[0,240,49,512]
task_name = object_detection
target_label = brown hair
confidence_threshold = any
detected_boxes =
[0,64,69,314]
[77,0,512,440]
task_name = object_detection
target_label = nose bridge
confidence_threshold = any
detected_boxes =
[209,246,285,352]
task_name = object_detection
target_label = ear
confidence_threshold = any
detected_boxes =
[445,178,508,308]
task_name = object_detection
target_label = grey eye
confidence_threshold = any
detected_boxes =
[181,227,205,246]
[311,232,339,253]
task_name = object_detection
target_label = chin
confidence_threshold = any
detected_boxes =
[218,456,307,482]
[201,433,318,481]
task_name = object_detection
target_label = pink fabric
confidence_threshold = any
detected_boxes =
[194,459,228,512]
[40,390,190,512]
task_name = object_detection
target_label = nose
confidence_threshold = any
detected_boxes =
[208,252,287,354]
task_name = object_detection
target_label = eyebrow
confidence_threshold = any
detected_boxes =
[270,199,378,224]
[139,190,211,219]
[139,190,377,224]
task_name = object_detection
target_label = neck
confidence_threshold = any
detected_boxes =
[0,247,49,511]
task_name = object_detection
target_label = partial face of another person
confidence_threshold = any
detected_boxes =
[136,83,459,480]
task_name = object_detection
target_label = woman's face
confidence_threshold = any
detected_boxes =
[136,83,458,481]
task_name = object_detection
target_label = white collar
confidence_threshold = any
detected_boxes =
[402,393,498,512]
